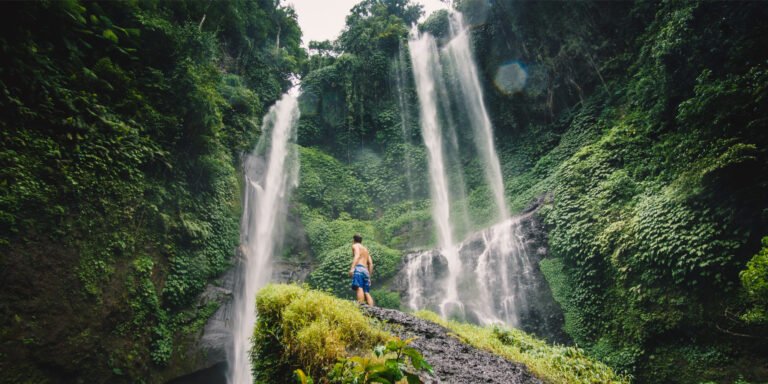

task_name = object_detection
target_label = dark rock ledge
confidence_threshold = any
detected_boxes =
[362,306,542,384]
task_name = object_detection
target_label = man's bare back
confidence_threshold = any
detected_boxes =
[351,243,372,273]
[349,234,374,306]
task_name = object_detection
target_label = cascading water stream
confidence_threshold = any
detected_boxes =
[228,92,299,384]
[408,30,464,318]
[444,13,508,221]
[405,11,529,326]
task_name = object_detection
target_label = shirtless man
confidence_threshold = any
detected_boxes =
[348,233,374,306]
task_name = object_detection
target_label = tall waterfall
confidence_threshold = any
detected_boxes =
[405,12,539,327]
[228,93,299,384]
[444,14,508,221]
[408,29,464,318]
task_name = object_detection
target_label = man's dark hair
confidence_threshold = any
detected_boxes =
[353,234,363,243]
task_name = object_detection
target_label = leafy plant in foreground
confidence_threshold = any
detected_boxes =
[296,337,433,384]
[740,236,768,325]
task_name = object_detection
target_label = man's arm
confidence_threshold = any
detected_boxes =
[367,253,373,278]
[349,244,360,276]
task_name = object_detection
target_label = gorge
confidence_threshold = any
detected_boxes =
[1,1,768,383]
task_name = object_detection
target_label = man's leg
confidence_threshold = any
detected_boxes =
[364,292,374,306]
[356,287,365,303]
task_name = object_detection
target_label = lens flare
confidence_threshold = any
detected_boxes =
[494,62,528,95]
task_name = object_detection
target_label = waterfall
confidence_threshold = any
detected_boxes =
[408,29,465,318]
[444,13,508,221]
[400,215,561,339]
[405,12,534,327]
[228,92,299,384]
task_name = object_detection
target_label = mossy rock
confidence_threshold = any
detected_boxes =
[252,284,391,380]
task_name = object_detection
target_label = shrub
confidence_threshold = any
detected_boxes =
[252,285,390,380]
[296,147,374,220]
[370,289,401,310]
[740,237,768,324]
[301,210,377,258]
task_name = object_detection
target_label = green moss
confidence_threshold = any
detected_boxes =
[538,257,580,340]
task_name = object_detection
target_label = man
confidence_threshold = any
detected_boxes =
[349,233,374,306]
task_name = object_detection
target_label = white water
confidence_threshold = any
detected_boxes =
[402,217,537,327]
[445,13,508,221]
[406,12,524,324]
[228,92,299,384]
[468,218,535,326]
[409,31,464,318]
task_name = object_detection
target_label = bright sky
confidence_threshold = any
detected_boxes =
[288,0,449,46]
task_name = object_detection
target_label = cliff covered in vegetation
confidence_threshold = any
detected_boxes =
[467,2,768,382]
[0,0,303,381]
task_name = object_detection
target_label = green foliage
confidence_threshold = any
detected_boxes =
[538,258,584,343]
[298,0,426,164]
[294,368,315,384]
[302,210,377,257]
[326,337,433,384]
[350,144,430,209]
[419,9,450,39]
[297,146,374,219]
[740,237,768,324]
[252,284,391,381]
[461,1,768,382]
[375,200,434,250]
[0,0,304,380]
[220,73,263,156]
[370,289,401,310]
[416,311,628,384]
[636,343,738,384]
[339,0,422,56]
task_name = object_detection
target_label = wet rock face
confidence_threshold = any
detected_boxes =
[197,270,235,369]
[398,250,450,311]
[165,256,313,383]
[396,209,569,344]
[362,306,542,384]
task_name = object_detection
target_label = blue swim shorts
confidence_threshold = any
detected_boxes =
[351,265,370,293]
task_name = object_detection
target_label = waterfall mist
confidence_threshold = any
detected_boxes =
[228,93,299,384]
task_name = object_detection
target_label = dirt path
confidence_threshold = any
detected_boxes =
[362,306,542,384]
